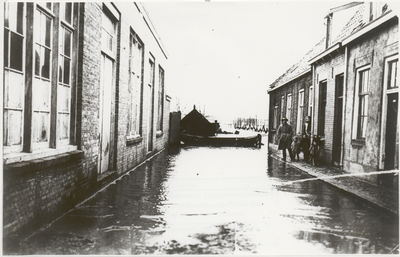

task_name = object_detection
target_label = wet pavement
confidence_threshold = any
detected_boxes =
[3,134,399,255]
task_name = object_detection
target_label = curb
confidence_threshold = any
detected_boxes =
[268,146,399,217]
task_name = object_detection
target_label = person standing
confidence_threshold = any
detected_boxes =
[277,117,294,161]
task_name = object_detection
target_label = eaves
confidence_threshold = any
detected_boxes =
[308,43,341,65]
[267,68,311,93]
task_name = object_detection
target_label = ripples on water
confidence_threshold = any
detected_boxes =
[9,141,399,255]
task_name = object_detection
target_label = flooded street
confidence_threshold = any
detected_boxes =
[6,137,398,255]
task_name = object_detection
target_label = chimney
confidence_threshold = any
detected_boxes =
[325,13,333,49]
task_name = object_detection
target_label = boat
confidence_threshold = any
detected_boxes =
[180,133,262,147]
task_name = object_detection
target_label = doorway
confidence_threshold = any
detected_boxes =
[333,75,344,166]
[384,93,399,170]
[99,54,114,174]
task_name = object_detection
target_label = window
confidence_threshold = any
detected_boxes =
[3,3,77,155]
[273,105,278,129]
[352,66,370,140]
[157,66,165,132]
[286,94,292,124]
[128,31,143,137]
[297,89,304,133]
[101,8,116,57]
[58,3,74,144]
[309,86,313,121]
[3,2,25,152]
[281,96,285,120]
[147,57,155,151]
[318,81,327,136]
[387,59,398,89]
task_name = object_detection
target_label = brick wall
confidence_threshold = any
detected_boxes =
[314,52,345,165]
[3,2,171,238]
[343,20,398,176]
[268,72,312,144]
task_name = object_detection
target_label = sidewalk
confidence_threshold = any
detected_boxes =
[268,143,399,217]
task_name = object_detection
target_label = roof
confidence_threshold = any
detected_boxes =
[268,2,394,92]
[268,38,325,92]
[331,4,366,45]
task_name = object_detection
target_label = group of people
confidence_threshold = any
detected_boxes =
[276,116,311,162]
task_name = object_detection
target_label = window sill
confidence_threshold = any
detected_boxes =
[126,135,143,146]
[156,131,163,138]
[4,148,83,174]
[4,145,79,165]
[352,139,365,148]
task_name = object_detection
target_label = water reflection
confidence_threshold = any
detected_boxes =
[7,143,399,255]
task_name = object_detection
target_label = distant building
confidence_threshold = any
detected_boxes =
[181,106,219,136]
[3,2,171,237]
[268,2,398,187]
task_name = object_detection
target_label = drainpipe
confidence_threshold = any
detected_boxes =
[341,46,348,169]
[311,64,316,135]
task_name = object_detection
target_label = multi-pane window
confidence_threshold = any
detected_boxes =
[128,32,143,136]
[33,7,53,145]
[297,89,304,133]
[3,3,77,155]
[58,4,74,143]
[4,2,25,151]
[157,67,164,131]
[286,94,292,124]
[357,68,370,139]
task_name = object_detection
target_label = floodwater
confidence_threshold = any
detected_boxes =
[5,136,399,255]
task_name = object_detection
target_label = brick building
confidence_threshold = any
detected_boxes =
[2,2,171,237]
[267,40,324,145]
[268,2,398,185]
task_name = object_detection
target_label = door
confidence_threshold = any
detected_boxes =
[99,55,113,174]
[384,93,399,170]
[333,75,344,166]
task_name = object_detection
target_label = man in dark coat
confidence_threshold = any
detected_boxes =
[277,117,294,161]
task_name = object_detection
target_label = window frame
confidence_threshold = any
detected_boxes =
[352,65,370,141]
[157,66,165,132]
[286,93,292,124]
[318,80,327,137]
[297,89,305,134]
[3,2,79,161]
[3,2,26,154]
[127,30,144,139]
[273,105,278,129]
[379,55,399,168]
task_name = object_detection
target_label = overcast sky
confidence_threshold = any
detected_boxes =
[143,1,347,124]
